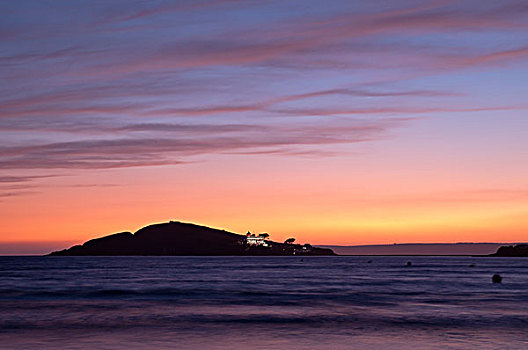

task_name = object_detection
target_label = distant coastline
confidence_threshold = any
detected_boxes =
[317,243,527,256]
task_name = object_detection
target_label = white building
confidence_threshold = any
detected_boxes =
[246,232,270,247]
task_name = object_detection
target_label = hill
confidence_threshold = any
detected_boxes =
[48,221,335,256]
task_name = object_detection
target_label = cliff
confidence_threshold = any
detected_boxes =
[48,221,335,256]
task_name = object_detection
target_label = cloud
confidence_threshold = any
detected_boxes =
[0,85,459,128]
[272,105,528,117]
[0,191,38,198]
[0,175,56,183]
[70,1,528,77]
[93,0,246,28]
[434,46,528,69]
[2,1,527,122]
[117,123,266,133]
[67,183,120,188]
[0,175,54,198]
[1,0,527,198]
[0,118,407,170]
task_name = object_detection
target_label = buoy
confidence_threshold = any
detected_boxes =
[367,260,373,263]
[492,274,502,283]
[407,261,412,266]
[469,263,475,267]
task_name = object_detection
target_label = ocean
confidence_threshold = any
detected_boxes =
[0,256,527,349]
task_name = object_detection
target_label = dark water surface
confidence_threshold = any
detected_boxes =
[0,256,527,349]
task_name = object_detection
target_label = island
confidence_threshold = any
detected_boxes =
[48,221,335,256]
[490,244,528,257]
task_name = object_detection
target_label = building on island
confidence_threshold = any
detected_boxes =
[245,232,270,247]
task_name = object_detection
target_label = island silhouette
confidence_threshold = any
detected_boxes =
[48,221,335,256]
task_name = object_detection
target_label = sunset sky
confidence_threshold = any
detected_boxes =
[1,0,528,254]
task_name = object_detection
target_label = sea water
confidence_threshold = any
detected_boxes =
[0,256,527,349]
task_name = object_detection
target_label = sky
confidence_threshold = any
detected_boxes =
[1,0,528,254]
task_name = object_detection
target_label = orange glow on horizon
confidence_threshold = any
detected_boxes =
[1,157,527,249]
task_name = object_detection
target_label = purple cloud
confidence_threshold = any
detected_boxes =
[1,0,527,198]
[0,118,408,170]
